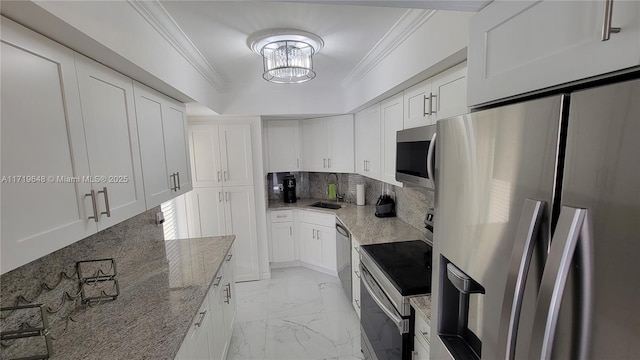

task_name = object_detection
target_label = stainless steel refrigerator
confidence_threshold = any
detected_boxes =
[431,78,640,359]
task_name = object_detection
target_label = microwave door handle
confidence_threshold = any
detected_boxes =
[426,132,437,188]
[528,207,592,360]
[360,264,409,334]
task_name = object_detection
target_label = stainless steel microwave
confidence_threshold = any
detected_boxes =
[396,124,436,189]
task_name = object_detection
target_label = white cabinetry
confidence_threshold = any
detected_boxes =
[177,246,236,360]
[188,123,259,282]
[266,121,301,172]
[412,311,431,360]
[380,94,404,186]
[1,18,95,273]
[298,211,337,274]
[75,55,146,230]
[270,210,295,263]
[188,187,259,282]
[134,82,192,208]
[351,239,361,318]
[301,115,355,173]
[403,62,468,129]
[355,104,381,179]
[190,124,253,188]
[468,0,640,106]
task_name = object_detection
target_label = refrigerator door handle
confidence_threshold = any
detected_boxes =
[528,206,593,360]
[426,132,437,188]
[498,199,545,360]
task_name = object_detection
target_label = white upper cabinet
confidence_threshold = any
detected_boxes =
[300,115,355,173]
[468,0,640,106]
[403,62,468,129]
[326,115,355,173]
[380,94,404,186]
[75,55,146,230]
[190,124,253,187]
[355,103,381,180]
[266,121,301,172]
[431,62,468,120]
[134,82,191,209]
[403,80,434,129]
[302,118,329,172]
[1,19,96,274]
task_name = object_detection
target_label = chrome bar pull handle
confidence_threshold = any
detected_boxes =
[194,310,207,327]
[169,173,175,191]
[312,229,316,239]
[602,0,621,41]
[98,187,111,217]
[218,191,223,202]
[85,190,99,222]
[498,199,545,360]
[223,170,228,181]
[175,172,181,190]
[226,254,233,262]
[529,207,592,360]
[217,171,221,182]
[213,276,223,287]
[423,95,429,117]
[323,158,327,168]
[224,284,231,304]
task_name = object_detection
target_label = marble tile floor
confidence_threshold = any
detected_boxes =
[227,267,363,360]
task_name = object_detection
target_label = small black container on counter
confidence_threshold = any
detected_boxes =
[374,194,396,217]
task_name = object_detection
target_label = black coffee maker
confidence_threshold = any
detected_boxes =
[283,175,297,203]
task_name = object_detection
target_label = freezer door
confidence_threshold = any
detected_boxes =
[535,78,640,359]
[431,95,563,359]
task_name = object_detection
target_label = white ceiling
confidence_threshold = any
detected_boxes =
[159,1,407,91]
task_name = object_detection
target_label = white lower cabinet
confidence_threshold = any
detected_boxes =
[270,210,295,263]
[412,311,431,360]
[187,186,260,282]
[351,239,361,318]
[176,246,236,360]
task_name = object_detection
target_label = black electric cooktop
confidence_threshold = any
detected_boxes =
[361,240,432,296]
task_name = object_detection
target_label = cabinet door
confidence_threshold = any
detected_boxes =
[317,224,337,272]
[75,55,146,231]
[368,108,382,180]
[223,186,260,281]
[188,187,226,237]
[327,115,355,173]
[301,118,328,171]
[209,275,227,360]
[355,103,381,179]
[432,62,468,120]
[271,222,295,262]
[1,19,95,274]
[380,94,404,186]
[164,100,192,195]
[185,292,214,360]
[134,83,172,208]
[190,124,223,187]
[222,247,236,349]
[219,124,253,186]
[267,121,301,172]
[298,222,319,265]
[468,0,640,106]
[403,80,433,129]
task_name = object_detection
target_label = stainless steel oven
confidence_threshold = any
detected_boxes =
[359,240,432,360]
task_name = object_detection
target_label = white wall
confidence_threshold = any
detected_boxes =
[1,1,224,112]
[343,10,474,112]
[188,115,271,280]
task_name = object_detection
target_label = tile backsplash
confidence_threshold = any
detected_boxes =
[267,171,433,230]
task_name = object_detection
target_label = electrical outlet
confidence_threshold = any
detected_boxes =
[155,211,165,226]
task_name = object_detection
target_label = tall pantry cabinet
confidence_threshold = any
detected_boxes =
[187,123,260,282]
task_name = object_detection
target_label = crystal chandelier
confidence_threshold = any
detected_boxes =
[248,29,324,84]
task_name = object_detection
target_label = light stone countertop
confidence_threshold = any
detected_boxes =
[49,235,235,360]
[410,295,432,325]
[268,198,427,245]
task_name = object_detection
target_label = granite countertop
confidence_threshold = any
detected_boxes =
[410,295,432,325]
[268,198,427,245]
[49,235,235,360]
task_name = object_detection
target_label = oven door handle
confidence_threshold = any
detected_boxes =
[360,264,409,334]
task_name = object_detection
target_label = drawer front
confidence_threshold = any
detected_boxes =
[270,210,293,223]
[351,240,361,318]
[413,334,430,360]
[414,312,431,350]
[298,210,335,227]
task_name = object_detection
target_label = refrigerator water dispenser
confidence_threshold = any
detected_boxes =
[439,256,485,359]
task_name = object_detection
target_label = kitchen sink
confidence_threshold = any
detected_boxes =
[309,201,342,210]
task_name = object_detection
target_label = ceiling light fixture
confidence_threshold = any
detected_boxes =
[248,29,324,84]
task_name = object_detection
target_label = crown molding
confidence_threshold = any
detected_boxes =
[127,0,226,91]
[341,9,437,88]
